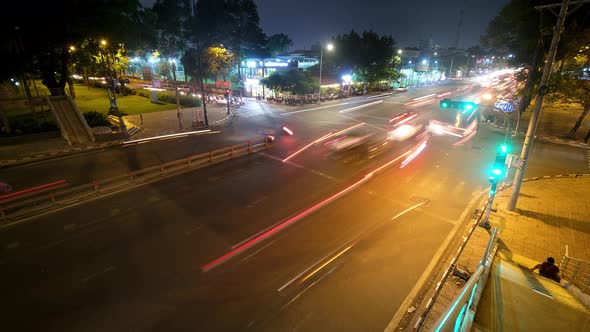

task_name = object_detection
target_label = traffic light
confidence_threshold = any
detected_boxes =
[462,102,475,111]
[489,144,509,183]
[225,88,230,99]
[439,99,476,111]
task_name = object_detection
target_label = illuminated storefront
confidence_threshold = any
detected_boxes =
[240,54,319,97]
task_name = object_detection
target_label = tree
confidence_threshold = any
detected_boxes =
[183,0,231,126]
[149,0,192,79]
[225,0,267,82]
[261,70,318,96]
[330,30,400,88]
[266,33,293,56]
[549,74,590,139]
[0,0,148,95]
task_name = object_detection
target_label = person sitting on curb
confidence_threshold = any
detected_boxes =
[531,257,560,282]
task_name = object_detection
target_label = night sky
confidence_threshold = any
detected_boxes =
[142,0,511,50]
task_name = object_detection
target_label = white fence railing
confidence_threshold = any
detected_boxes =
[430,227,499,332]
[0,138,272,224]
[561,254,590,294]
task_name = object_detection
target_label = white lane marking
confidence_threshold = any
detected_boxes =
[185,224,202,236]
[278,244,348,292]
[383,188,489,332]
[260,152,339,182]
[81,265,116,283]
[241,239,277,262]
[367,93,392,99]
[124,129,214,144]
[278,202,425,293]
[391,202,426,220]
[338,100,383,113]
[281,100,369,115]
[337,114,388,132]
[356,114,391,120]
[247,196,268,208]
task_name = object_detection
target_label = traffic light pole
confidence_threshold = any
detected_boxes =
[479,180,497,229]
[507,0,570,211]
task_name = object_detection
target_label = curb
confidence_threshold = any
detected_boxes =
[0,113,233,169]
[488,123,589,149]
[411,173,590,331]
[521,173,590,182]
[0,141,124,168]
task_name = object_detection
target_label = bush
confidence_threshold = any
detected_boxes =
[156,91,202,107]
[121,86,133,95]
[179,95,202,107]
[135,89,150,98]
[157,91,177,104]
[83,111,111,127]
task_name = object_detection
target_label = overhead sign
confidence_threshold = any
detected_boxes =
[494,100,514,113]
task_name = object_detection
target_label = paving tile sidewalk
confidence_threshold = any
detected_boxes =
[414,176,590,331]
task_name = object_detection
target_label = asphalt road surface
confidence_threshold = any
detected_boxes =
[1,81,587,332]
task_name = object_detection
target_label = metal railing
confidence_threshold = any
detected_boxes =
[561,254,590,294]
[0,138,272,224]
[431,227,500,332]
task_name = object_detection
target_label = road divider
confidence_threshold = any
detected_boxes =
[0,137,273,226]
[0,180,68,204]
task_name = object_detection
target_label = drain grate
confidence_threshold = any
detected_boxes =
[409,195,431,206]
[519,264,553,298]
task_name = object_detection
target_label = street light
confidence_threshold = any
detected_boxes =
[397,49,403,55]
[318,43,334,103]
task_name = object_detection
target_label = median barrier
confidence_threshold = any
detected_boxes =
[0,137,272,224]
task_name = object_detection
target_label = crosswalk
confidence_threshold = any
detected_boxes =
[233,106,268,118]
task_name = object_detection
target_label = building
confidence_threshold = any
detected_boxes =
[240,53,320,97]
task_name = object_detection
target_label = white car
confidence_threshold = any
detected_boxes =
[396,86,408,92]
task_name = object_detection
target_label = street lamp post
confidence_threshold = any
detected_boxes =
[169,58,182,130]
[408,61,414,87]
[318,43,334,103]
[100,39,126,135]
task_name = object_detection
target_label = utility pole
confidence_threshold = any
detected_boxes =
[507,0,570,211]
[171,59,182,130]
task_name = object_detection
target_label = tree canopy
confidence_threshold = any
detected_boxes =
[0,0,148,94]
[329,30,400,86]
[266,34,294,57]
[261,70,318,96]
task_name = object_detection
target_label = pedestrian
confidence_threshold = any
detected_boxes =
[531,257,560,282]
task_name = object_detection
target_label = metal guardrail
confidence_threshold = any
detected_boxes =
[0,138,272,224]
[561,254,590,294]
[431,227,499,332]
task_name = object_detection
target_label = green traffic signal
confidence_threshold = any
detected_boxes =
[442,102,448,108]
[498,144,508,154]
[464,104,474,111]
[491,168,503,176]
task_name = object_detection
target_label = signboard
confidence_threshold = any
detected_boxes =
[494,100,514,113]
[507,154,524,169]
[216,81,231,87]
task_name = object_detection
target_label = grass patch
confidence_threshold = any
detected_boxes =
[71,84,177,115]
[11,82,179,116]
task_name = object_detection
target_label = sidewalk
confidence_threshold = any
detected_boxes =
[0,105,232,166]
[124,104,231,139]
[413,176,590,330]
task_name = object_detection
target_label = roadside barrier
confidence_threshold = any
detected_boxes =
[412,183,507,331]
[0,137,272,224]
